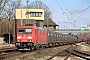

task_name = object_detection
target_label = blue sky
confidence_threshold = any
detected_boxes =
[22,0,90,29]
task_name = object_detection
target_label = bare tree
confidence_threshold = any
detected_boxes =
[0,0,20,35]
[0,20,9,35]
[0,0,9,12]
[0,0,9,19]
[1,0,20,20]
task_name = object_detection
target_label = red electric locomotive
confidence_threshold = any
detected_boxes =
[15,25,79,50]
[15,25,47,50]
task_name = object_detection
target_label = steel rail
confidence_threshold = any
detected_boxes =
[71,50,90,60]
[0,47,16,52]
[66,46,90,60]
[47,45,73,60]
[64,52,71,60]
[47,49,66,60]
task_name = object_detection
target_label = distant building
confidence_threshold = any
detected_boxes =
[43,19,58,30]
[15,9,44,27]
[81,25,87,30]
[81,25,90,30]
[87,25,90,30]
[15,9,58,30]
[16,9,44,20]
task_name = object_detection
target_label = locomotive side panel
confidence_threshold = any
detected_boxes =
[36,28,48,45]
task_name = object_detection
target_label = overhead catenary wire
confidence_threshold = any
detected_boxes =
[62,0,88,28]
[70,0,84,12]
[72,0,87,19]
[54,0,89,29]
[75,6,90,21]
[70,0,87,28]
[61,0,87,20]
[73,6,90,28]
[55,0,70,20]
[63,0,68,10]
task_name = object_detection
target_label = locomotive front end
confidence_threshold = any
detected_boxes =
[15,26,35,50]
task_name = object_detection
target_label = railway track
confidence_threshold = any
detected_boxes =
[0,47,33,60]
[0,51,21,60]
[0,46,17,59]
[66,46,90,60]
[0,45,70,60]
[46,45,74,60]
[0,46,49,60]
[0,50,37,60]
[0,47,16,52]
[47,44,90,60]
[0,44,90,60]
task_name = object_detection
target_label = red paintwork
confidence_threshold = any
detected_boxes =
[36,29,47,43]
[16,26,47,44]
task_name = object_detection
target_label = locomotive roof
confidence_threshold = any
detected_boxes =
[18,26,45,30]
[44,19,58,26]
[18,25,37,28]
[37,27,45,30]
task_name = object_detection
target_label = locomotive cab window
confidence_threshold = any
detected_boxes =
[18,28,32,34]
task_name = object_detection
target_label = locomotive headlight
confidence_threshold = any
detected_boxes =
[16,43,20,46]
[18,43,20,46]
[17,36,22,39]
[29,40,32,42]
[18,40,20,42]
[28,36,32,39]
